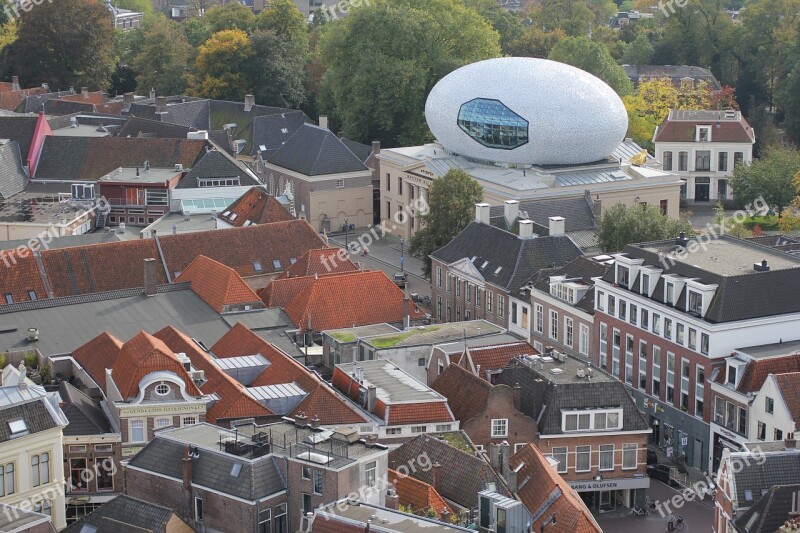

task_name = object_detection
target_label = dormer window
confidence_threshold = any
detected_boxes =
[641,274,650,295]
[665,282,675,305]
[688,291,702,315]
[616,265,630,288]
[697,126,710,142]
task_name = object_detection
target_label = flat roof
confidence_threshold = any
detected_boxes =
[51,124,112,137]
[142,212,218,237]
[324,323,400,342]
[336,360,444,404]
[362,320,504,349]
[317,501,473,531]
[518,353,614,385]
[636,237,800,276]
[99,167,181,185]
[736,339,800,359]
[0,193,94,224]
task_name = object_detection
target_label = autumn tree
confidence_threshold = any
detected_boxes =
[195,29,253,100]
[506,27,565,58]
[205,3,256,32]
[1,0,114,89]
[133,15,193,96]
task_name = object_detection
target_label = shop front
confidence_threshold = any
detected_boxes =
[570,476,651,513]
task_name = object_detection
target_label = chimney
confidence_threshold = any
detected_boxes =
[143,258,157,296]
[519,219,534,239]
[548,216,565,236]
[371,140,381,155]
[11,76,19,91]
[676,231,689,247]
[182,445,193,491]
[403,297,410,329]
[81,87,89,99]
[310,414,320,429]
[440,508,452,524]
[475,203,491,224]
[294,412,307,427]
[244,94,255,111]
[187,130,209,141]
[367,385,377,412]
[432,462,442,492]
[149,88,155,100]
[786,432,797,449]
[385,489,399,510]
[318,115,328,130]
[489,443,501,470]
[504,200,519,227]
[754,259,770,272]
[513,382,521,411]
[123,92,134,105]
[155,96,167,114]
[500,441,511,479]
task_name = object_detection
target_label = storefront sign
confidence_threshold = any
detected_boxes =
[119,404,203,416]
[569,477,651,492]
[122,446,143,457]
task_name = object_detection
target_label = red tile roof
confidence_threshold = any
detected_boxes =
[282,270,425,332]
[654,114,755,143]
[259,276,317,308]
[218,187,294,227]
[61,92,107,106]
[290,383,368,425]
[775,373,800,422]
[737,354,800,393]
[386,403,454,426]
[0,254,50,305]
[154,326,274,423]
[276,248,359,279]
[71,332,124,391]
[110,331,203,400]
[388,469,453,517]
[0,87,47,112]
[511,444,601,533]
[174,255,261,313]
[457,342,538,377]
[431,364,491,423]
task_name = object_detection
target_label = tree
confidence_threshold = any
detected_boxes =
[109,64,137,95]
[248,30,307,107]
[114,0,153,15]
[731,146,800,215]
[257,0,309,46]
[0,0,114,90]
[183,17,211,48]
[620,33,654,65]
[205,3,256,32]
[547,36,633,95]
[461,0,523,53]
[408,169,484,276]
[525,0,595,36]
[319,0,501,146]
[506,27,565,58]
[778,207,800,232]
[133,15,193,96]
[195,29,253,100]
[597,203,695,252]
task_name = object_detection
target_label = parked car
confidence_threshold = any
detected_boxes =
[647,464,674,485]
[647,449,658,466]
[393,273,407,288]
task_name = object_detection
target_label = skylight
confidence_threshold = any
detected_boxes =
[494,266,503,274]
[229,213,238,221]
[8,419,27,434]
[481,261,489,269]
[253,261,262,272]
[272,259,281,269]
[230,463,243,478]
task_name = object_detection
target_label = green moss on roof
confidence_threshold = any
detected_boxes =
[331,332,356,343]
[439,432,473,454]
[369,326,441,349]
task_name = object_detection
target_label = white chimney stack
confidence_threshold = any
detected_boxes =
[475,203,491,224]
[319,115,328,130]
[504,200,519,227]
[548,216,565,237]
[519,219,534,239]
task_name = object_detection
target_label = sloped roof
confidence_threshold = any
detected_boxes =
[388,468,454,517]
[388,434,510,509]
[458,342,539,375]
[431,222,583,291]
[251,110,308,158]
[71,332,124,391]
[430,364,491,423]
[268,124,369,176]
[736,354,800,393]
[276,247,359,279]
[731,451,800,508]
[735,484,800,533]
[217,186,294,227]
[341,138,373,163]
[62,495,179,533]
[0,116,38,155]
[176,148,259,188]
[654,111,755,143]
[489,197,596,234]
[289,382,368,425]
[282,270,425,332]
[174,255,261,313]
[117,116,194,139]
[775,373,800,422]
[259,275,318,308]
[532,255,610,314]
[623,65,721,90]
[0,86,48,112]
[511,444,601,533]
[0,398,63,443]
[0,253,49,305]
[58,381,113,436]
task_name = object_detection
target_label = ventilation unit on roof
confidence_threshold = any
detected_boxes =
[175,164,184,171]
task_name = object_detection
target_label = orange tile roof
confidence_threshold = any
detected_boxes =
[511,444,601,533]
[431,363,491,423]
[259,275,317,308]
[459,342,538,376]
[0,254,50,305]
[775,373,800,422]
[0,82,13,92]
[290,383,368,425]
[174,255,261,313]
[737,354,800,393]
[218,187,294,227]
[111,331,203,400]
[388,469,453,517]
[71,332,124,391]
[154,326,274,423]
[61,92,107,106]
[0,87,47,112]
[386,402,454,425]
[282,270,426,332]
[276,247,359,279]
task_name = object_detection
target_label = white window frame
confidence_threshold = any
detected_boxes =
[534,303,544,334]
[599,444,614,471]
[579,324,589,356]
[491,419,508,438]
[622,443,638,469]
[575,445,591,472]
[549,310,558,340]
[564,316,574,348]
[129,419,146,443]
[552,447,567,473]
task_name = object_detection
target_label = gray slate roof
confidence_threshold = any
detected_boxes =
[489,196,596,234]
[495,358,649,434]
[532,256,610,314]
[623,65,722,90]
[431,221,584,291]
[58,381,113,436]
[387,433,510,509]
[735,484,800,532]
[19,90,74,113]
[251,111,308,158]
[0,115,38,156]
[341,138,373,163]
[268,124,368,176]
[128,436,286,501]
[0,140,29,200]
[177,149,260,188]
[0,399,61,442]
[117,116,193,139]
[62,495,175,533]
[732,452,800,510]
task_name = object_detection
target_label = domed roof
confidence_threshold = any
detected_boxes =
[425,57,629,166]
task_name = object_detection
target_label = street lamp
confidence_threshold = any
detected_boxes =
[344,218,349,251]
[400,238,405,274]
[541,513,557,533]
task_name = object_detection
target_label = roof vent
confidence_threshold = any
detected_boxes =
[27,327,39,341]
[754,259,770,272]
[676,231,689,247]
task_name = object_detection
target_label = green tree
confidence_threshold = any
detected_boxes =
[526,0,595,36]
[195,29,253,100]
[547,36,633,95]
[778,26,800,143]
[319,0,501,146]
[506,27,565,58]
[257,0,309,43]
[114,0,153,15]
[205,3,256,32]
[598,203,695,252]
[248,30,307,108]
[183,17,211,48]
[1,0,114,89]
[462,0,523,52]
[409,169,484,276]
[109,64,137,95]
[731,146,800,214]
[133,15,193,96]
[620,33,654,65]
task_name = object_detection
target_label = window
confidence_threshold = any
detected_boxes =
[549,310,558,340]
[96,458,113,491]
[608,295,616,316]
[534,304,543,334]
[757,421,766,440]
[630,304,637,325]
[31,453,49,487]
[599,323,608,368]
[734,152,744,165]
[719,152,728,171]
[386,201,391,218]
[579,324,589,356]
[698,126,710,142]
[155,417,171,429]
[738,407,747,435]
[623,444,637,469]
[365,461,377,487]
[385,428,402,435]
[663,151,673,171]
[701,333,709,355]
[435,424,452,432]
[695,150,711,171]
[766,397,774,414]
[28,290,37,301]
[398,177,403,195]
[455,278,461,298]
[436,267,442,288]
[302,465,311,479]
[641,309,649,330]
[688,329,697,350]
[665,283,675,305]
[679,151,688,171]
[95,444,113,452]
[597,291,605,311]
[182,416,197,426]
[641,275,650,295]
[155,383,170,396]
[664,318,673,340]
[575,446,591,472]
[336,179,345,188]
[652,313,661,335]
[457,98,529,149]
[195,497,204,521]
[652,346,661,397]
[776,429,784,441]
[386,173,390,191]
[599,445,614,471]
[272,259,282,270]
[313,469,323,494]
[619,300,627,321]
[274,504,287,533]
[688,291,703,315]
[676,323,685,345]
[411,426,426,433]
[491,419,508,437]
[129,420,145,443]
[4,293,12,304]
[446,274,451,293]
[552,447,567,473]
[196,178,240,188]
[617,265,630,287]
[564,317,574,348]
[498,295,505,318]
[0,463,14,496]
[258,509,271,533]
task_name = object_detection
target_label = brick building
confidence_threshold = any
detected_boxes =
[426,340,537,385]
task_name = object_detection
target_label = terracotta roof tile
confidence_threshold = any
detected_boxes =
[737,354,800,393]
[71,332,124,391]
[0,87,47,112]
[0,254,49,305]
[511,444,601,533]
[60,92,107,106]
[154,326,274,423]
[174,255,261,313]
[388,469,453,517]
[386,402,454,425]
[289,383,367,425]
[654,113,755,143]
[431,364,491,422]
[276,247,359,279]
[218,187,294,227]
[458,342,538,376]
[110,331,203,400]
[282,270,425,332]
[259,276,317,308]
[775,373,800,422]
